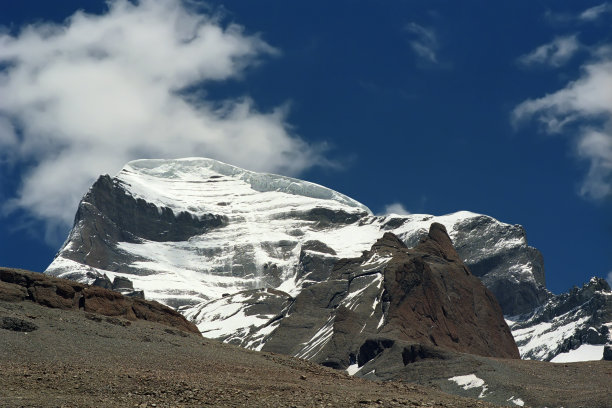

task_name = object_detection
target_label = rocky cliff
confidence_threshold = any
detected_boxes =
[258,224,519,374]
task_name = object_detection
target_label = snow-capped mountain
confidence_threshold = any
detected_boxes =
[46,158,546,311]
[507,277,612,362]
[44,158,610,362]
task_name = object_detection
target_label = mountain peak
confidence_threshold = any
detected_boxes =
[120,157,372,214]
[48,157,548,318]
[414,222,462,263]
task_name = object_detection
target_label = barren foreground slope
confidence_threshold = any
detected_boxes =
[1,297,495,408]
[1,267,610,407]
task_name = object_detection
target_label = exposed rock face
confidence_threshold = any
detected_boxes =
[183,288,292,350]
[42,158,612,365]
[508,277,612,361]
[604,345,612,361]
[379,225,518,358]
[46,158,547,317]
[91,273,144,298]
[0,267,199,334]
[447,215,549,316]
[258,224,518,373]
[57,173,227,278]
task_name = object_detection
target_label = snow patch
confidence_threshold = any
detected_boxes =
[448,374,488,398]
[295,316,335,360]
[509,311,591,360]
[507,396,525,406]
[550,344,605,363]
[346,363,361,376]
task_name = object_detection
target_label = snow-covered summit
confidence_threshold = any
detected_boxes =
[120,158,371,216]
[46,157,551,354]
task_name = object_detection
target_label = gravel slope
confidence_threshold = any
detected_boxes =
[0,299,496,408]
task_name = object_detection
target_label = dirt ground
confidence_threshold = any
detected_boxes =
[0,299,497,408]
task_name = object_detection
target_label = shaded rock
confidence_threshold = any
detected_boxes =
[92,274,113,289]
[358,338,395,366]
[112,276,134,291]
[604,345,612,361]
[301,240,337,255]
[401,343,452,365]
[451,215,549,315]
[1,316,38,332]
[124,290,145,299]
[52,174,228,273]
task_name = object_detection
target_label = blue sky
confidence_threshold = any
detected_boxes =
[0,0,611,294]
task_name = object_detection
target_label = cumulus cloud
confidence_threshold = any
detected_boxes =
[381,202,411,216]
[580,3,612,21]
[405,22,438,64]
[607,271,612,287]
[518,35,581,67]
[513,51,612,200]
[0,0,325,236]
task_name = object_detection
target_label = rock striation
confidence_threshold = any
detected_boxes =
[42,158,610,363]
[508,277,612,361]
[46,158,547,315]
[256,224,519,373]
[0,267,199,334]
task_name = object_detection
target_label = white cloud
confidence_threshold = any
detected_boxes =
[381,202,411,216]
[607,271,612,287]
[577,129,612,198]
[518,35,581,67]
[580,3,612,21]
[0,117,17,149]
[513,50,612,200]
[0,0,325,235]
[405,22,438,64]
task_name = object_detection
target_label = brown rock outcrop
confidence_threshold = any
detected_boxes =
[261,223,519,374]
[379,223,519,358]
[0,267,199,334]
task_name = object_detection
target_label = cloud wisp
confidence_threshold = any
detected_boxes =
[518,35,581,67]
[405,22,438,64]
[580,3,612,21]
[381,202,411,216]
[0,0,325,238]
[513,50,612,199]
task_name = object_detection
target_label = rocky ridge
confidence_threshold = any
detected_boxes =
[258,224,519,372]
[508,277,612,361]
[0,267,199,334]
[43,158,610,362]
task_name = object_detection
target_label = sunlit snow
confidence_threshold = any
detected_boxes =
[346,363,361,376]
[448,374,488,398]
[46,158,545,351]
[550,344,604,363]
[507,396,525,406]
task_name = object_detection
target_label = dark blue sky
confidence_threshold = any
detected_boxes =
[1,1,611,294]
